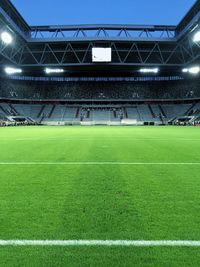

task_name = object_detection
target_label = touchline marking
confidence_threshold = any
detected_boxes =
[0,162,200,165]
[1,240,200,246]
[12,138,200,141]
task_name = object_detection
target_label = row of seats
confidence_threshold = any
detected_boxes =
[1,102,200,124]
[0,78,199,100]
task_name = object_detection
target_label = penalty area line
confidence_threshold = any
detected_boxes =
[1,240,200,246]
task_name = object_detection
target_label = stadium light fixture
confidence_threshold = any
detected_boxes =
[182,68,188,73]
[193,31,200,42]
[139,68,159,74]
[45,68,64,74]
[188,66,200,74]
[4,67,22,75]
[1,31,13,44]
[182,66,200,74]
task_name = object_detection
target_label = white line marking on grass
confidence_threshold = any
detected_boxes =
[0,162,200,165]
[1,240,200,246]
[13,138,200,141]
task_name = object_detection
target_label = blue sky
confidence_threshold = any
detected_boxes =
[11,0,196,26]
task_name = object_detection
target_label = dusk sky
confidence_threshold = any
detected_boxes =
[11,0,196,26]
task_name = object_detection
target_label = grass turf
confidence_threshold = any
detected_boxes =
[0,126,200,266]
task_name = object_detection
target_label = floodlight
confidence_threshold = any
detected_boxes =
[182,68,188,73]
[45,68,64,74]
[188,66,200,74]
[139,68,159,74]
[193,31,200,42]
[5,67,22,75]
[182,66,200,74]
[1,31,13,44]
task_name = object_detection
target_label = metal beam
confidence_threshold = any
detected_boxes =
[29,25,176,41]
[0,0,199,69]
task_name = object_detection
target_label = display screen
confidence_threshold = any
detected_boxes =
[92,48,112,62]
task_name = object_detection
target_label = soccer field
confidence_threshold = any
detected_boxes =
[0,126,200,266]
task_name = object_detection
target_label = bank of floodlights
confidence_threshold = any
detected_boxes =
[4,67,22,75]
[45,68,64,74]
[139,68,159,74]
[193,31,200,43]
[1,31,13,44]
[182,66,200,74]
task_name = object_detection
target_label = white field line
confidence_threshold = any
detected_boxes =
[0,162,200,165]
[1,240,200,246]
[13,138,200,141]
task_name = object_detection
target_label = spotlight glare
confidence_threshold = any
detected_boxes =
[188,66,200,74]
[1,31,13,44]
[140,68,159,74]
[45,68,64,74]
[182,68,188,73]
[182,66,200,74]
[193,31,200,42]
[5,67,22,75]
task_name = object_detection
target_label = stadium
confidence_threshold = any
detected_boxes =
[0,0,200,266]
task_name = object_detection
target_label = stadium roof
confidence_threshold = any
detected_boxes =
[0,0,199,76]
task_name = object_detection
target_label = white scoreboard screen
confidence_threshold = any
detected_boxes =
[92,48,112,62]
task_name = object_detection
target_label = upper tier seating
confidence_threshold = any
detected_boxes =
[0,78,199,100]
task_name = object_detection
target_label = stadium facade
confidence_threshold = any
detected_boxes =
[0,0,200,126]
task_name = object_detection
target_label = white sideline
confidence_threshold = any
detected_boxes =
[14,138,200,141]
[1,240,200,246]
[0,162,200,165]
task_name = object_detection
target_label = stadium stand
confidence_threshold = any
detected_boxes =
[0,0,199,127]
[0,77,200,100]
[0,76,199,126]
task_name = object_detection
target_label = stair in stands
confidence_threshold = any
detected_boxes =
[0,104,9,116]
[37,105,45,118]
[9,104,19,116]
[75,107,80,118]
[123,107,128,118]
[148,105,156,118]
[184,103,196,116]
[48,105,55,118]
[159,105,167,118]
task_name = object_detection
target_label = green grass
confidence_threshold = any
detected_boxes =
[0,126,200,266]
